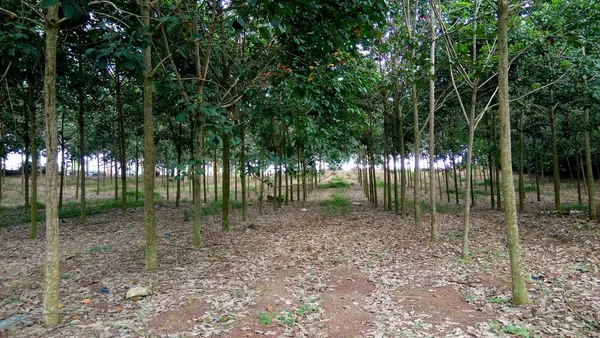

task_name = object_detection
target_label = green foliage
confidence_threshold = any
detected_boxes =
[59,272,73,280]
[257,311,274,325]
[502,324,532,338]
[198,200,243,216]
[488,296,509,304]
[319,194,351,215]
[277,310,296,328]
[318,176,351,189]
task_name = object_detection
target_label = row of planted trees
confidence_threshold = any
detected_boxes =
[356,0,599,309]
[0,0,387,326]
[1,0,599,328]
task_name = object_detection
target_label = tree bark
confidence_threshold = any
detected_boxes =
[29,76,38,238]
[221,132,230,231]
[497,0,529,305]
[584,105,596,218]
[116,70,127,215]
[42,4,61,326]
[550,102,561,211]
[141,0,158,270]
[428,3,437,241]
[78,79,86,224]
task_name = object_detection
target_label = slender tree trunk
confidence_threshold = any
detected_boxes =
[259,167,264,215]
[78,84,86,224]
[412,83,421,227]
[550,102,561,211]
[29,78,38,238]
[141,0,157,270]
[584,107,596,218]
[176,127,182,208]
[428,5,437,240]
[42,4,61,326]
[519,109,525,211]
[240,125,247,220]
[135,141,139,201]
[221,132,230,231]
[59,112,65,209]
[497,0,529,305]
[452,156,459,204]
[445,160,450,203]
[96,156,100,195]
[213,149,218,202]
[576,152,582,205]
[116,71,127,215]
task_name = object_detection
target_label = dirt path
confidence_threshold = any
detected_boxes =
[1,174,599,337]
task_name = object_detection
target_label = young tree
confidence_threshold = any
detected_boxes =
[497,0,529,305]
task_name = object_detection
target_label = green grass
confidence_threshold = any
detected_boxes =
[319,176,351,189]
[319,193,351,215]
[563,203,587,213]
[419,201,462,213]
[0,195,146,227]
[197,199,244,216]
[447,188,490,197]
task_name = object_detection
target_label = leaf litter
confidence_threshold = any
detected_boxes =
[0,175,599,337]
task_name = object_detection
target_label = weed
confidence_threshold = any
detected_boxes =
[414,320,423,329]
[319,194,351,215]
[488,296,509,304]
[502,323,531,338]
[257,311,274,325]
[488,321,501,332]
[465,294,476,303]
[60,272,73,280]
[574,263,589,273]
[277,310,296,328]
[295,303,319,316]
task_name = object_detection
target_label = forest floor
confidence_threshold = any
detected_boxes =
[1,172,599,337]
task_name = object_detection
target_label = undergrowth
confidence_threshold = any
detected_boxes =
[319,193,351,215]
[319,176,351,189]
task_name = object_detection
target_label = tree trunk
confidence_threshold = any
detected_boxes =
[452,156,459,204]
[213,149,218,202]
[584,107,596,219]
[240,125,247,220]
[116,71,127,215]
[221,132,230,231]
[78,83,86,224]
[42,4,61,326]
[412,82,421,227]
[59,111,65,209]
[497,0,529,305]
[550,102,561,211]
[428,4,437,241]
[29,77,38,238]
[141,0,158,270]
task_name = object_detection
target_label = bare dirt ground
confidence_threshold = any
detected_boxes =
[1,172,599,337]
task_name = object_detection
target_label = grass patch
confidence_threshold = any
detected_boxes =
[198,200,243,216]
[319,193,351,215]
[419,200,462,214]
[563,203,587,213]
[448,188,490,197]
[319,176,351,189]
[0,195,146,227]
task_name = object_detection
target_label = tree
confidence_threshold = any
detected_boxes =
[141,0,157,271]
[497,0,529,306]
[41,1,61,327]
